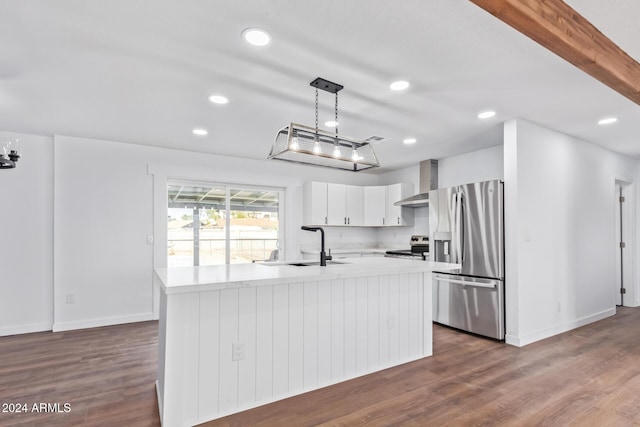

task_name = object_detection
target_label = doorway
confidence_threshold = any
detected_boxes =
[614,180,634,307]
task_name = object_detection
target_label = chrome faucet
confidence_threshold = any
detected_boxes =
[301,226,332,266]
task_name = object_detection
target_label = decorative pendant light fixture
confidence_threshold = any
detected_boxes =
[268,77,379,172]
[0,138,20,169]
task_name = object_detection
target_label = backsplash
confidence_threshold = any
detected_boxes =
[298,206,429,252]
[377,205,429,247]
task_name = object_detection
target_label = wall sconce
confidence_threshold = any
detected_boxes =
[0,138,20,169]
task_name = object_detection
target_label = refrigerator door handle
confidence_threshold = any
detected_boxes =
[449,192,458,262]
[453,191,463,264]
[459,192,465,264]
[432,274,499,289]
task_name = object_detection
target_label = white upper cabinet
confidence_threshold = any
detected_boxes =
[327,183,347,225]
[364,186,386,226]
[327,184,364,225]
[345,185,364,226]
[303,181,328,225]
[386,183,414,226]
[304,181,412,227]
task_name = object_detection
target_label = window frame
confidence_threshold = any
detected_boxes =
[167,178,285,266]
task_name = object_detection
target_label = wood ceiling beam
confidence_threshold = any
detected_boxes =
[469,0,640,105]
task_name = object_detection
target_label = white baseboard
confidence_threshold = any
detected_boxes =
[505,307,616,347]
[52,312,154,332]
[0,321,53,337]
[155,380,163,424]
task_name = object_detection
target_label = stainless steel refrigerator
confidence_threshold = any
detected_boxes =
[429,179,504,340]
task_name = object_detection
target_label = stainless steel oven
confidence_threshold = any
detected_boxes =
[385,235,429,260]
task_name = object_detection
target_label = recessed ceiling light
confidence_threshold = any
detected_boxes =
[390,80,410,91]
[403,138,417,144]
[324,120,338,127]
[209,95,228,104]
[477,110,496,119]
[192,128,208,136]
[598,117,618,125]
[242,28,271,46]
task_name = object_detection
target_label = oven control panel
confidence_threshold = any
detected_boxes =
[410,235,429,246]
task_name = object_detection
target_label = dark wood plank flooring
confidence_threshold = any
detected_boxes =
[0,321,160,427]
[1,308,639,426]
[203,307,640,427]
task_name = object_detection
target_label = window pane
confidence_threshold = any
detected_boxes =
[168,182,280,266]
[229,188,279,264]
[167,206,194,267]
[167,183,227,267]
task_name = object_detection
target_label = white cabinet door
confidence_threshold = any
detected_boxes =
[385,183,414,226]
[345,185,364,226]
[327,183,347,225]
[364,186,386,226]
[303,182,328,225]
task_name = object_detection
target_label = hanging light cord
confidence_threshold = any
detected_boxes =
[335,92,339,141]
[315,88,319,140]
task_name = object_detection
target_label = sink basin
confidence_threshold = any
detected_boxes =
[289,260,348,267]
[263,260,349,267]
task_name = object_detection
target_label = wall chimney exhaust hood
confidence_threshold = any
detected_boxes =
[394,159,438,207]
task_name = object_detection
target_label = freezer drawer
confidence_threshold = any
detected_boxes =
[432,273,504,340]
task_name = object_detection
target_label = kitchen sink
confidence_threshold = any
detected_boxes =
[263,260,349,267]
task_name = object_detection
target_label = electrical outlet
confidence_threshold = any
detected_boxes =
[146,235,154,245]
[387,314,395,330]
[232,342,245,361]
[66,293,76,304]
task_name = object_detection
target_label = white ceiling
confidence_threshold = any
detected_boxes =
[1,1,639,173]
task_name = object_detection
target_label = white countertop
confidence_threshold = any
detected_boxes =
[155,257,460,294]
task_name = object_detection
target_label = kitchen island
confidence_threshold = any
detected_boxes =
[155,257,458,427]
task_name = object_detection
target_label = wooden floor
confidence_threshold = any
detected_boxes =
[1,308,639,426]
[0,321,160,427]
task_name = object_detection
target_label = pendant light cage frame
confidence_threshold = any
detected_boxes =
[269,122,380,172]
[268,77,380,172]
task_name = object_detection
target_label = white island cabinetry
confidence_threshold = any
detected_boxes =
[155,258,457,426]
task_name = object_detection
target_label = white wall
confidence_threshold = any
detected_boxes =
[504,119,638,346]
[438,144,504,188]
[53,135,378,330]
[0,132,54,336]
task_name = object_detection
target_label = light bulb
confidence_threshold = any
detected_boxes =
[290,136,299,150]
[333,146,341,158]
[2,140,10,157]
[313,141,321,154]
[351,149,359,162]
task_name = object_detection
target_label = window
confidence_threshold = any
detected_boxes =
[167,181,282,267]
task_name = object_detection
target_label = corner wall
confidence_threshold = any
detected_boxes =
[504,119,638,346]
[0,132,54,336]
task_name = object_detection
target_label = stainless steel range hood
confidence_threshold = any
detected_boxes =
[394,159,438,207]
